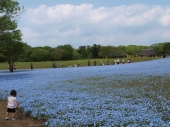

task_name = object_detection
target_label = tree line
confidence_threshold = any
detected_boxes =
[0,0,170,72]
[0,42,170,63]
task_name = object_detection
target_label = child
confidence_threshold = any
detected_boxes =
[5,90,18,120]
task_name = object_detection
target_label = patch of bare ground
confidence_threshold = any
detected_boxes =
[0,100,45,127]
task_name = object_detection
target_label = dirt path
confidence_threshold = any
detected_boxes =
[0,100,44,127]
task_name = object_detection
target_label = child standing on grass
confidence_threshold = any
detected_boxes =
[5,90,18,120]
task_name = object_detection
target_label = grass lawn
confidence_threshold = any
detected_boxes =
[0,57,160,70]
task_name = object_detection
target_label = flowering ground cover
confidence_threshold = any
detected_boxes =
[0,58,170,127]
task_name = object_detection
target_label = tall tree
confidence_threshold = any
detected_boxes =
[0,0,24,72]
[0,17,24,71]
[150,43,165,57]
[57,44,74,60]
[30,48,50,62]
[92,44,100,58]
[118,45,126,53]
[0,0,23,34]
[163,42,170,55]
[78,46,90,59]
[42,46,53,52]
[125,45,142,57]
[50,48,64,61]
[19,43,32,62]
[73,50,81,60]
[0,53,5,62]
[99,46,121,58]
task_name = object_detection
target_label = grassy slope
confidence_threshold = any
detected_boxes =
[0,57,160,70]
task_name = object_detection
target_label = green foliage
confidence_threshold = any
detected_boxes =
[0,0,21,15]
[73,50,81,60]
[57,44,74,60]
[50,48,64,61]
[0,53,5,62]
[0,0,24,72]
[118,45,126,52]
[0,17,24,71]
[42,46,53,52]
[78,46,90,59]
[99,46,122,58]
[0,0,23,34]
[126,45,137,57]
[19,43,32,62]
[92,44,100,58]
[125,45,148,57]
[163,42,170,55]
[30,48,50,62]
[150,43,165,56]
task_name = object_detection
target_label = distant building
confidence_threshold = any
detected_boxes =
[139,49,156,57]
[116,50,127,58]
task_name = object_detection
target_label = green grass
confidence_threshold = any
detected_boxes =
[0,57,160,70]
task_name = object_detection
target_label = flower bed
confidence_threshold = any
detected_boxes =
[0,58,170,126]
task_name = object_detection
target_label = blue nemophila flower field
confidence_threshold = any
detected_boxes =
[0,58,170,127]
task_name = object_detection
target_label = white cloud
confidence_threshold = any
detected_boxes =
[22,27,40,37]
[163,31,170,37]
[160,8,170,26]
[20,4,170,48]
[53,28,80,36]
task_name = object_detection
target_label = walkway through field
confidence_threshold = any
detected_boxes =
[0,100,44,127]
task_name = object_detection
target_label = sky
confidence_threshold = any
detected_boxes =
[16,0,170,48]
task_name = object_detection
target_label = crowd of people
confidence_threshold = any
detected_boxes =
[7,58,132,71]
[50,58,131,68]
[88,58,131,66]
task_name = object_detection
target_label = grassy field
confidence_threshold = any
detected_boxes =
[0,57,160,70]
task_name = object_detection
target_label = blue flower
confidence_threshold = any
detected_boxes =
[0,58,170,126]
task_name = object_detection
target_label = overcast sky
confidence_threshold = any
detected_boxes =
[16,0,170,48]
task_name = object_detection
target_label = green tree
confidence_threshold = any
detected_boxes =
[0,18,24,71]
[0,0,23,36]
[0,0,22,14]
[0,0,24,72]
[99,46,111,58]
[137,45,148,53]
[42,46,53,52]
[57,44,74,60]
[163,42,170,55]
[125,45,144,57]
[99,46,121,58]
[118,45,126,53]
[50,48,64,61]
[78,46,90,59]
[73,50,81,60]
[92,44,100,58]
[30,48,50,62]
[19,43,32,62]
[0,53,5,62]
[150,43,165,56]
